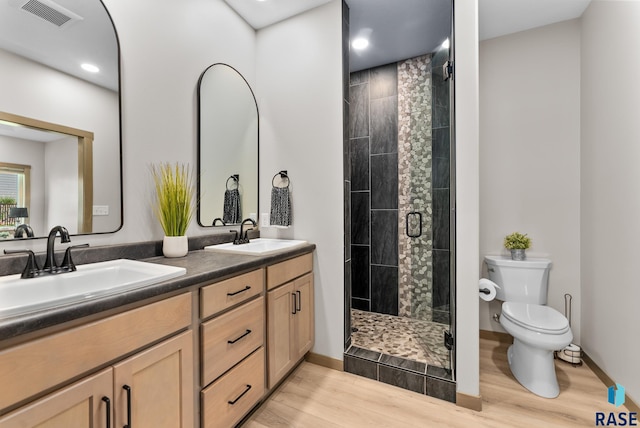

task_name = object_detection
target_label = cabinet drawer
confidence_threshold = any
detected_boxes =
[0,293,191,412]
[201,297,264,385]
[201,347,265,428]
[201,269,264,318]
[266,253,312,290]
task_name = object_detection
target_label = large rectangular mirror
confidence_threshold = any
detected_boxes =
[0,0,122,240]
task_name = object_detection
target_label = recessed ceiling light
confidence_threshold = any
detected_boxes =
[81,63,100,73]
[441,38,450,49]
[352,38,369,50]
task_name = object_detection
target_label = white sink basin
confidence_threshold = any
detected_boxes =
[0,259,186,319]
[204,238,307,256]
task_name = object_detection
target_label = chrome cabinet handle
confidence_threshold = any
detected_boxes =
[227,329,252,344]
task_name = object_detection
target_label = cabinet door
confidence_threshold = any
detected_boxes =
[0,368,112,428]
[267,281,295,388]
[113,331,194,428]
[294,273,314,359]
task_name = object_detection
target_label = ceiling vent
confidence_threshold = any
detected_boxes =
[19,0,83,27]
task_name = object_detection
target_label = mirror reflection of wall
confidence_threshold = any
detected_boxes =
[0,0,122,240]
[198,64,258,226]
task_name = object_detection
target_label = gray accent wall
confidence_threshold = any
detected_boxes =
[350,63,399,316]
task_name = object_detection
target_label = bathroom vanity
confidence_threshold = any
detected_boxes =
[0,244,315,428]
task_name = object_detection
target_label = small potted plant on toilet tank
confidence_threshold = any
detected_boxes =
[504,232,531,261]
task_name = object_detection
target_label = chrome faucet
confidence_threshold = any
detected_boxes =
[43,226,71,273]
[235,218,257,245]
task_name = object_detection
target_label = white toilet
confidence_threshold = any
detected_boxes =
[484,256,573,398]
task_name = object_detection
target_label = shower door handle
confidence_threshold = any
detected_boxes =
[406,212,422,238]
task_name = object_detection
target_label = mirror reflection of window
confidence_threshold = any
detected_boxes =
[0,163,30,239]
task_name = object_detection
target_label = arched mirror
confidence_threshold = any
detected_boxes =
[197,64,258,227]
[0,0,122,240]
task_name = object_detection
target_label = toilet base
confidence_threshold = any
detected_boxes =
[507,339,560,398]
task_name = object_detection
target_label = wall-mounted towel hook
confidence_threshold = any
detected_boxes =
[226,174,240,190]
[272,171,290,188]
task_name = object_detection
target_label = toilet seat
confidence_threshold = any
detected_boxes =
[502,302,569,334]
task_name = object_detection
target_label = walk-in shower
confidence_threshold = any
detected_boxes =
[342,0,455,402]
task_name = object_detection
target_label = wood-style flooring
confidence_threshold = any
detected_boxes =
[243,338,633,427]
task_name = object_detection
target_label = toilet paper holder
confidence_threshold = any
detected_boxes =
[479,288,491,295]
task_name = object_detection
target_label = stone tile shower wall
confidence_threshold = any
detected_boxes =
[350,51,450,323]
[398,54,433,321]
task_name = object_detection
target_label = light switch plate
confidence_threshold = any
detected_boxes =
[93,205,109,216]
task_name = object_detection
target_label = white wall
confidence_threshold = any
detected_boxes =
[581,0,640,404]
[0,0,257,253]
[479,20,582,342]
[256,1,344,360]
[455,0,481,398]
[45,136,79,232]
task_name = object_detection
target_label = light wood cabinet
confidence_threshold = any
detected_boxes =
[0,293,191,411]
[0,331,194,428]
[267,271,314,389]
[201,297,264,386]
[114,330,194,428]
[0,294,193,427]
[201,269,264,318]
[0,368,113,428]
[199,268,266,428]
[201,347,265,428]
[0,250,314,428]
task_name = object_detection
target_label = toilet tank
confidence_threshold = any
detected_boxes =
[484,256,552,304]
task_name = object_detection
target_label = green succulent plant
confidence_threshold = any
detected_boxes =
[504,232,531,250]
[151,162,194,237]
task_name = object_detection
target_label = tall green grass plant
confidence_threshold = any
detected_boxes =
[151,162,194,236]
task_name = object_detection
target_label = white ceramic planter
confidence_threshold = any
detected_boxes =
[163,236,188,258]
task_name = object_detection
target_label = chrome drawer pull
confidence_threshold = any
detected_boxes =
[227,329,252,344]
[227,286,251,296]
[228,384,252,405]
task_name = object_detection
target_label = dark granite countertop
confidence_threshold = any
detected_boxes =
[0,243,315,344]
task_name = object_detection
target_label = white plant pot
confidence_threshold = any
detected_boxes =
[163,235,188,258]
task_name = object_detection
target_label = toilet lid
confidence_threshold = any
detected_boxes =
[502,302,570,334]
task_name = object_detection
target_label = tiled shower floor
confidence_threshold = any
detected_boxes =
[350,309,450,369]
